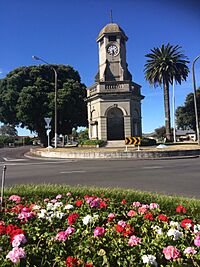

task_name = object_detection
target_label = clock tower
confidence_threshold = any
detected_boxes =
[87,22,144,141]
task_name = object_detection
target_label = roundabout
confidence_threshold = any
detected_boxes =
[29,144,200,160]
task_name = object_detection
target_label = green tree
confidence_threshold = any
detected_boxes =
[154,126,166,140]
[176,87,200,131]
[0,65,87,146]
[144,43,189,141]
[0,124,17,136]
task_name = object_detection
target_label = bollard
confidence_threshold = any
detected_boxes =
[0,165,6,211]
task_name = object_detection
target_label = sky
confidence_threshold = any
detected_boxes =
[0,0,200,135]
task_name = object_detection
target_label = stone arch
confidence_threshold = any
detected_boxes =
[106,107,125,140]
[105,104,127,117]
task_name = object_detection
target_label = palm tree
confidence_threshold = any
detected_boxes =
[144,43,189,141]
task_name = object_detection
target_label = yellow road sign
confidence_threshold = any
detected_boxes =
[125,137,141,145]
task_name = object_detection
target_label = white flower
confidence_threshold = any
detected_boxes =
[46,203,54,210]
[64,204,74,210]
[82,215,93,225]
[31,205,41,210]
[38,209,47,218]
[55,211,65,219]
[53,202,63,209]
[169,221,181,229]
[142,255,157,266]
[194,224,200,233]
[167,229,183,240]
[151,225,163,235]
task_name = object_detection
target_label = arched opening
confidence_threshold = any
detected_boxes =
[107,107,124,140]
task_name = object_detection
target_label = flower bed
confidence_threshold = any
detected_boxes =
[0,193,199,266]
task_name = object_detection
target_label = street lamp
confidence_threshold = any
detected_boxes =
[192,55,200,145]
[32,55,58,148]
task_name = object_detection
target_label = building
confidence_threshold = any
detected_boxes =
[176,129,196,142]
[86,22,144,141]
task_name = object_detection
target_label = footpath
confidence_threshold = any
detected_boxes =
[28,144,200,160]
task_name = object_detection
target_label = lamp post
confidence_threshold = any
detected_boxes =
[32,56,58,148]
[192,55,200,145]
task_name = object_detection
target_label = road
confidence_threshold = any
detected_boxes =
[0,146,200,199]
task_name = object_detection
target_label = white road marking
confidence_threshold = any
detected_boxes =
[0,160,76,166]
[142,166,163,169]
[60,171,86,174]
[3,157,27,161]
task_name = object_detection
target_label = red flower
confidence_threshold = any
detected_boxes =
[116,224,124,233]
[6,224,18,234]
[181,218,193,229]
[99,201,107,208]
[75,200,83,207]
[121,199,126,204]
[176,205,186,213]
[0,225,6,235]
[144,212,154,221]
[11,204,24,214]
[67,213,79,225]
[66,256,79,267]
[157,214,168,222]
[85,263,93,267]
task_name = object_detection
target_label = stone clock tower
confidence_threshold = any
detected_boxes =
[86,22,144,141]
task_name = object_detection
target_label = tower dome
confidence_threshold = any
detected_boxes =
[96,23,128,42]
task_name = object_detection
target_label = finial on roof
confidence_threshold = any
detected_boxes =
[109,10,113,23]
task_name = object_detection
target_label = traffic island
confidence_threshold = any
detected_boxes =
[29,144,200,159]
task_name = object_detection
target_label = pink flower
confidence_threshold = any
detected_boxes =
[138,207,148,214]
[65,227,75,235]
[18,210,34,222]
[184,247,197,255]
[90,198,101,208]
[118,220,126,227]
[66,192,72,197]
[149,203,160,209]
[127,210,137,217]
[132,201,141,207]
[50,199,57,203]
[94,227,105,237]
[44,198,49,202]
[56,227,75,241]
[163,246,180,260]
[56,194,62,199]
[6,247,26,263]
[128,235,141,246]
[107,213,115,221]
[9,195,21,203]
[56,231,68,241]
[12,234,27,247]
[194,235,200,246]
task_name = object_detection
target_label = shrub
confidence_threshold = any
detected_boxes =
[141,137,157,146]
[78,139,105,147]
[0,135,15,147]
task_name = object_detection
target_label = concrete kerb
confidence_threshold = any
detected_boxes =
[28,147,200,160]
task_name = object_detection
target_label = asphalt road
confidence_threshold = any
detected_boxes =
[0,146,200,199]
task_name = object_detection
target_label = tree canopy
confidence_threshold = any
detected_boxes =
[176,87,200,131]
[144,43,189,141]
[0,65,87,146]
[0,124,17,136]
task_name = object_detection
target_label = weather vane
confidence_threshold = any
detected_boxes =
[109,10,113,23]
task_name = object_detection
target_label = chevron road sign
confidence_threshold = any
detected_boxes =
[125,137,141,145]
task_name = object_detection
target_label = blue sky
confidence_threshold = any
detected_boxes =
[1,0,200,135]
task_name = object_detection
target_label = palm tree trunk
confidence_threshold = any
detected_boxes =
[163,81,171,141]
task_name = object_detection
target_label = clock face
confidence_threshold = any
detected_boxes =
[107,44,119,56]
